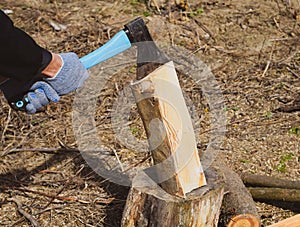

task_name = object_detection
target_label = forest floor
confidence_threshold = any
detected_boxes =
[0,0,299,226]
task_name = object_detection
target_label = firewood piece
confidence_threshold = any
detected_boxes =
[121,166,224,227]
[241,173,300,190]
[131,61,206,197]
[227,214,260,227]
[267,214,300,227]
[218,167,260,227]
[248,187,300,203]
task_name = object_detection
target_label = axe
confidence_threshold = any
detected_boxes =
[0,17,161,111]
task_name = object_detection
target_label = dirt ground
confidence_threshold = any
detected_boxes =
[0,0,299,226]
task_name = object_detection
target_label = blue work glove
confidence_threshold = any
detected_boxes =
[26,52,89,114]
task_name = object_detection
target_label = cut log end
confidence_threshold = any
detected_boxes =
[227,214,260,227]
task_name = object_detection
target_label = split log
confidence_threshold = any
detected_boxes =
[218,167,260,227]
[131,61,206,197]
[267,214,300,227]
[241,173,300,190]
[121,166,225,227]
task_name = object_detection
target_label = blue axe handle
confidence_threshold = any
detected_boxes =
[12,30,132,110]
[80,30,131,69]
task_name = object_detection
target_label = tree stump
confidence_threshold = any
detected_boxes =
[121,166,225,227]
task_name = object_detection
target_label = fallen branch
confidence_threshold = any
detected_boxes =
[241,173,300,190]
[1,147,79,156]
[1,186,114,205]
[8,197,39,227]
[248,187,300,203]
[287,67,300,79]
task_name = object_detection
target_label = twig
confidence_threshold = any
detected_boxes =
[112,149,124,172]
[35,205,66,216]
[193,18,216,43]
[1,147,79,157]
[8,198,39,227]
[98,154,151,185]
[287,66,300,79]
[1,108,11,143]
[262,43,275,77]
[262,60,271,77]
[151,0,161,14]
[41,164,87,210]
[1,186,114,205]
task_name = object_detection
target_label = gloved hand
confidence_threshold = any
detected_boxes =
[26,52,89,114]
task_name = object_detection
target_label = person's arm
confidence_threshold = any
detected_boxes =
[0,10,89,114]
[0,10,52,81]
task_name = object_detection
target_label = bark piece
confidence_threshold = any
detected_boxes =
[241,173,300,190]
[131,61,206,197]
[121,166,224,227]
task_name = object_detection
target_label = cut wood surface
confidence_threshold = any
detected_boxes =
[227,214,260,227]
[241,173,300,190]
[267,214,300,227]
[121,166,224,227]
[218,167,260,227]
[131,61,206,197]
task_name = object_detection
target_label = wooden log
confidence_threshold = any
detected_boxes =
[241,173,300,212]
[218,167,260,227]
[267,214,300,227]
[227,214,260,227]
[131,61,206,197]
[241,173,300,190]
[248,187,300,203]
[121,166,225,227]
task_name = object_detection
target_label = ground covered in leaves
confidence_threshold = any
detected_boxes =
[0,0,299,226]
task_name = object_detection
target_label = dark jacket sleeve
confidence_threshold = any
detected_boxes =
[0,10,52,81]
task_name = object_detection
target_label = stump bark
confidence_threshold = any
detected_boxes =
[121,166,225,227]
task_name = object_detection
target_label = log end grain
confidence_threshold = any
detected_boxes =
[227,214,260,227]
